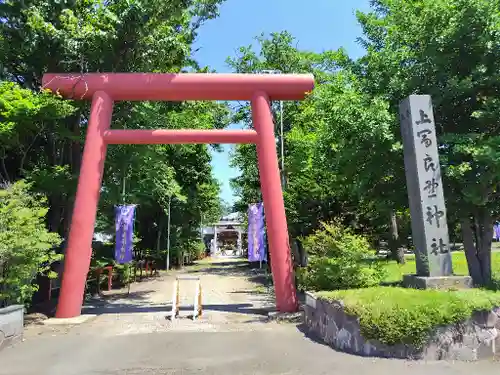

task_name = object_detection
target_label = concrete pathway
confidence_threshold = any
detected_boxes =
[0,259,498,375]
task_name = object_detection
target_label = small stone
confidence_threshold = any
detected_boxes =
[336,328,352,350]
[350,333,363,353]
[476,340,496,359]
[472,310,498,328]
[449,343,478,361]
[363,342,375,356]
[461,334,480,349]
[493,307,500,320]
[331,299,344,309]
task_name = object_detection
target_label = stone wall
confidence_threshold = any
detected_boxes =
[0,305,24,351]
[303,292,500,361]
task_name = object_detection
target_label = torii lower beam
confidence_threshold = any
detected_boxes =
[42,73,314,319]
[103,129,259,144]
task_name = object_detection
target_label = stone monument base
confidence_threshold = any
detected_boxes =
[403,274,473,290]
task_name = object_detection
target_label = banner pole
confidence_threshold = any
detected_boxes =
[127,264,131,295]
[122,173,126,203]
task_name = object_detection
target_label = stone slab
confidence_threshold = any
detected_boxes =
[305,291,317,308]
[399,95,452,277]
[42,314,97,325]
[0,333,22,352]
[0,305,24,352]
[403,274,473,290]
[267,310,304,323]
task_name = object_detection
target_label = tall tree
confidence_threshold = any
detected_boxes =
[227,32,351,237]
[353,0,500,285]
[227,32,408,253]
[0,0,228,257]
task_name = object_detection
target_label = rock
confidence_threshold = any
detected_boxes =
[0,305,24,352]
[472,310,498,328]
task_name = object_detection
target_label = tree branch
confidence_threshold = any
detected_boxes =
[19,123,45,172]
[0,148,10,183]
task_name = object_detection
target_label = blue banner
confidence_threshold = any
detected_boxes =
[248,203,267,262]
[114,205,136,264]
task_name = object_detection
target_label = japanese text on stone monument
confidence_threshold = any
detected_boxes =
[399,95,452,277]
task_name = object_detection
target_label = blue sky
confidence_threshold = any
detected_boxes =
[192,0,371,205]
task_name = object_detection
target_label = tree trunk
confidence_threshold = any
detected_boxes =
[389,210,405,264]
[64,112,83,236]
[47,196,63,234]
[156,215,164,257]
[460,210,493,286]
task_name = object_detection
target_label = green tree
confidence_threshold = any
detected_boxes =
[227,32,353,238]
[353,0,500,285]
[0,0,228,261]
[0,180,62,307]
[0,81,76,184]
[227,32,408,260]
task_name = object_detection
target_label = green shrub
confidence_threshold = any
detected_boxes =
[187,240,206,261]
[90,242,114,268]
[114,262,133,285]
[317,287,500,348]
[0,180,62,307]
[296,221,384,291]
[154,240,206,269]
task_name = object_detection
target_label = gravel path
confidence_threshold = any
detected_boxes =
[1,258,499,375]
[24,258,277,337]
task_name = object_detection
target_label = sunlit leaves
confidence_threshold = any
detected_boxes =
[356,0,500,216]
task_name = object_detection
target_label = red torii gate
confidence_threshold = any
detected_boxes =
[42,72,315,318]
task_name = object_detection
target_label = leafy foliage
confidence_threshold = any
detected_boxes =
[0,181,62,307]
[350,0,500,285]
[317,287,500,348]
[229,1,500,284]
[296,221,385,291]
[0,0,228,273]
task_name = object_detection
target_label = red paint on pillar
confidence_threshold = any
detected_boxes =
[251,91,298,313]
[55,91,114,318]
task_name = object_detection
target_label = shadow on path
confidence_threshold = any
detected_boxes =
[78,259,275,319]
[296,322,331,348]
[82,301,270,316]
[185,259,274,287]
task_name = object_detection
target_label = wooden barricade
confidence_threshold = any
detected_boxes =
[171,275,202,321]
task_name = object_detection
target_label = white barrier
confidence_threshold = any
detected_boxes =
[171,275,202,320]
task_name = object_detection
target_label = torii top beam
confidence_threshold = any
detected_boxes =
[41,73,315,101]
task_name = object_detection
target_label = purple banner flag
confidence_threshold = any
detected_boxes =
[494,224,500,240]
[114,205,136,264]
[248,202,267,262]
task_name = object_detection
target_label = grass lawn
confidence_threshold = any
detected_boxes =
[381,251,500,283]
[316,286,500,347]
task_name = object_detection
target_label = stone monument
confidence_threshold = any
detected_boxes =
[399,95,471,289]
